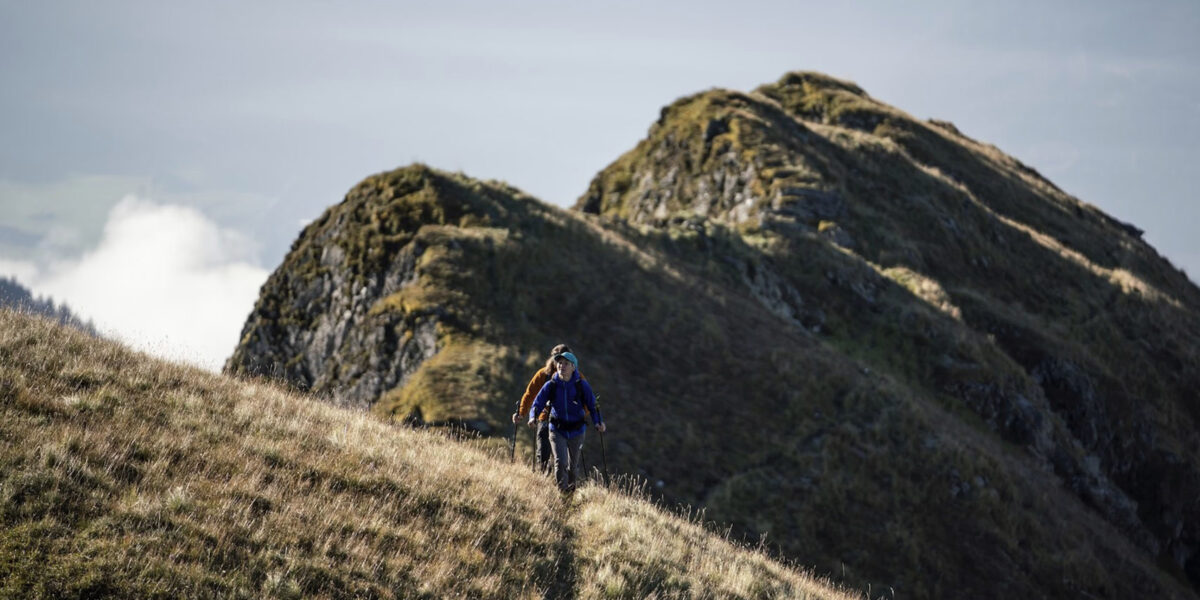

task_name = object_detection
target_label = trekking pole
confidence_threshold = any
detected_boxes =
[594,393,610,485]
[510,401,519,463]
[599,428,609,486]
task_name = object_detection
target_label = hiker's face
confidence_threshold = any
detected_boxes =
[556,359,575,379]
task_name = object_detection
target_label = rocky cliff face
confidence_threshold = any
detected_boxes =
[228,72,1200,598]
[227,169,440,410]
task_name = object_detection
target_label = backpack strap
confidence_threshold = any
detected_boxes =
[537,378,558,420]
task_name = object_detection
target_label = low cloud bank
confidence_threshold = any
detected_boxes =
[3,197,269,371]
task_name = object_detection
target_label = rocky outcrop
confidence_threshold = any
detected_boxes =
[227,167,481,409]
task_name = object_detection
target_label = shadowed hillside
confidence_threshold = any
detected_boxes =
[228,71,1200,598]
[578,71,1200,591]
[0,308,851,599]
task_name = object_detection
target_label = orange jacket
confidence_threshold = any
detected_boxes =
[519,367,589,421]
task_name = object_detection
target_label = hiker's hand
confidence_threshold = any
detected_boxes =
[596,423,606,433]
[511,412,521,424]
[527,419,537,429]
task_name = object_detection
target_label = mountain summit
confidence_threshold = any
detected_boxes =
[229,71,1200,598]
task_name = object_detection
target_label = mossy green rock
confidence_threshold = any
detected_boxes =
[229,72,1200,599]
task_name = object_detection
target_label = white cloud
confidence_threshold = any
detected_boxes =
[4,197,269,372]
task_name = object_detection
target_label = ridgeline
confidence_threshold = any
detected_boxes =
[230,71,1194,598]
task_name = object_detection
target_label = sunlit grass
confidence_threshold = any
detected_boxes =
[571,481,857,600]
[1,308,853,599]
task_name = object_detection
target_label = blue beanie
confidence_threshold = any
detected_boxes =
[555,352,579,368]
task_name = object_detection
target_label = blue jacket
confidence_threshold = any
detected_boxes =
[530,371,602,439]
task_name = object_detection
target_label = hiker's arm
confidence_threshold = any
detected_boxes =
[584,383,604,431]
[529,381,551,425]
[514,371,546,423]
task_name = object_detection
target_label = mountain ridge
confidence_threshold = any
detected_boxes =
[228,71,1200,598]
[576,70,1200,581]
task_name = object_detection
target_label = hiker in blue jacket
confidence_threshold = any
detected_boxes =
[529,351,605,492]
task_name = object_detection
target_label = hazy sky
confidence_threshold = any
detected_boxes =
[2,0,1197,370]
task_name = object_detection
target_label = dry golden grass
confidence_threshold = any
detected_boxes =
[0,308,854,600]
[570,483,858,600]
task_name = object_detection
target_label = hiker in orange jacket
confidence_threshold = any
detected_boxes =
[513,344,587,473]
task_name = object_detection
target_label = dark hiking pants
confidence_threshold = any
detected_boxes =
[549,429,586,492]
[536,421,552,474]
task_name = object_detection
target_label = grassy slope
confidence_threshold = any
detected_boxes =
[0,309,852,600]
